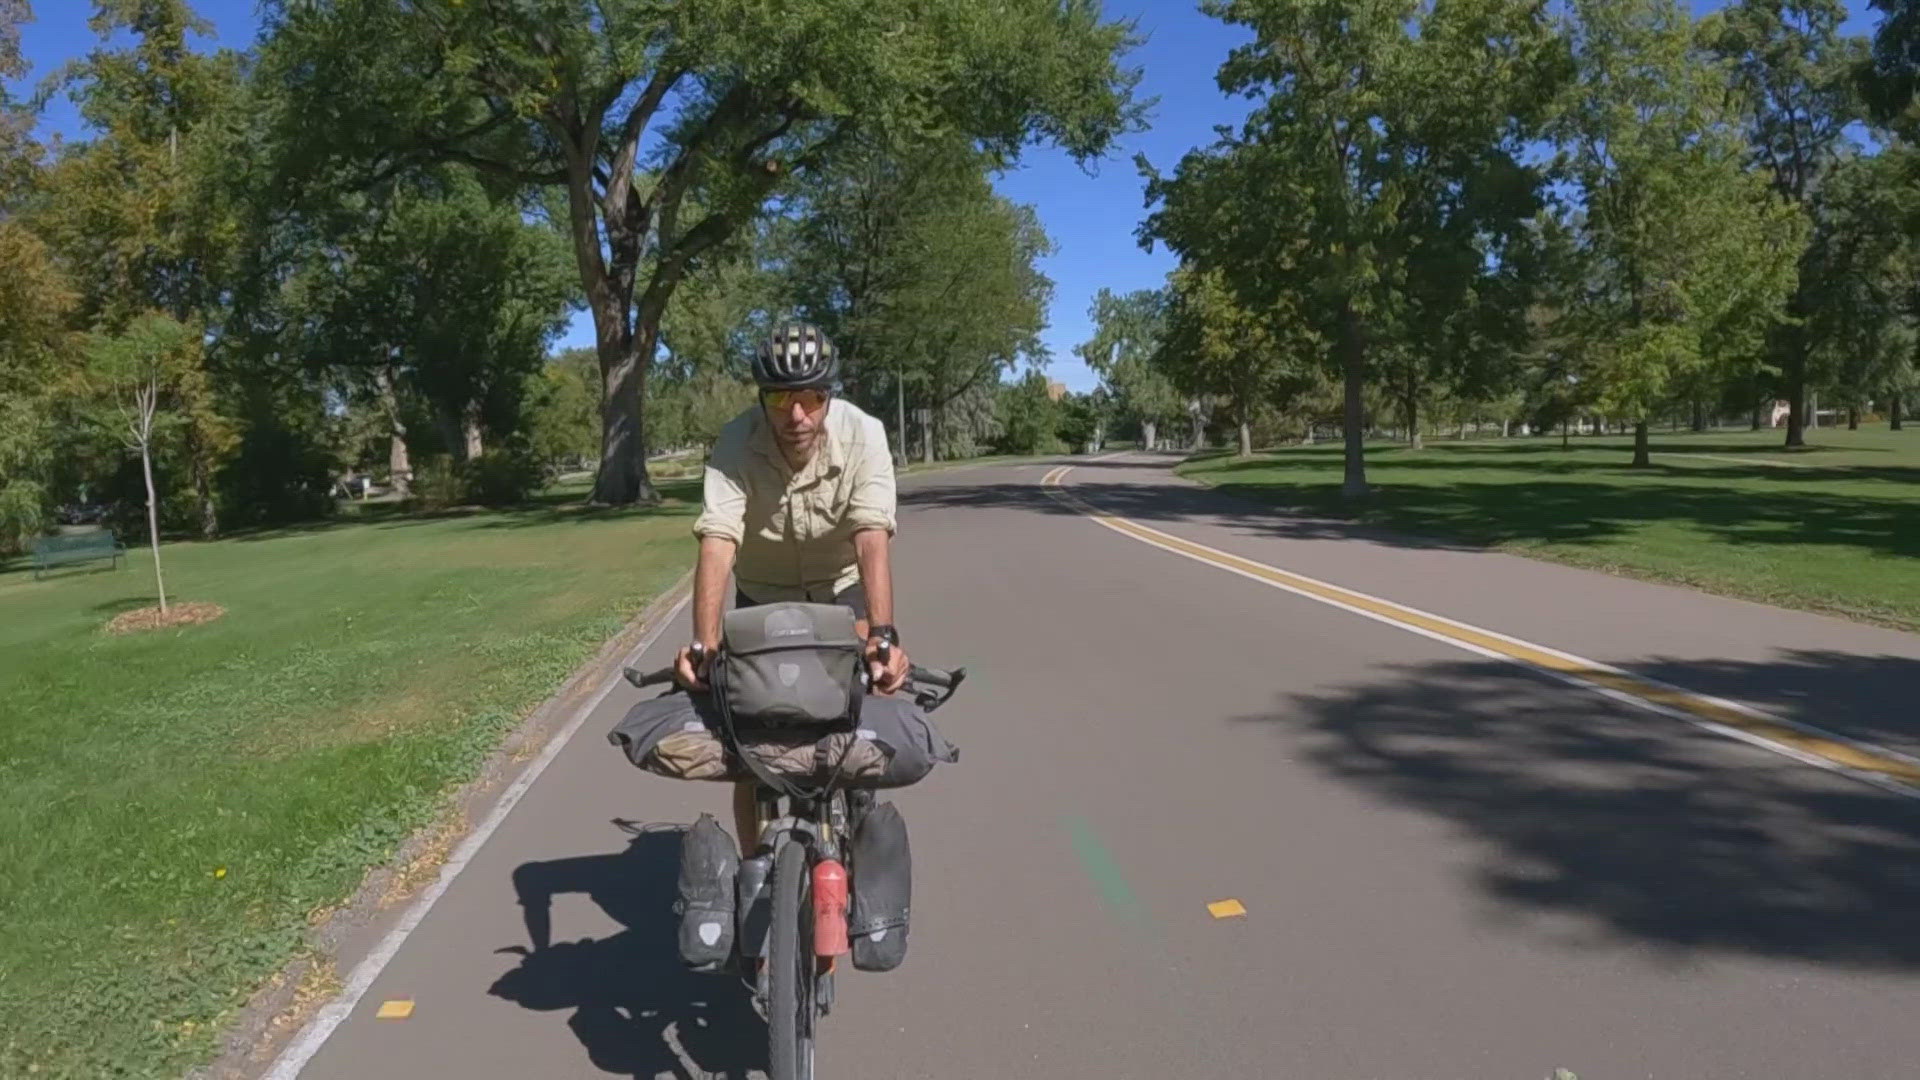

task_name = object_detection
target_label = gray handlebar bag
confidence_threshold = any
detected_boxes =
[716,602,864,729]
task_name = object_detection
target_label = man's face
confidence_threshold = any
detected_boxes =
[763,388,831,455]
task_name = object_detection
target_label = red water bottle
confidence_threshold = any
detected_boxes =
[812,858,849,956]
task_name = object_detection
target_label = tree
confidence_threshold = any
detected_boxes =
[259,0,1142,505]
[1142,0,1566,496]
[1805,146,1920,429]
[1701,0,1865,448]
[997,370,1067,456]
[0,222,77,553]
[81,314,203,613]
[33,0,246,536]
[1077,288,1182,450]
[1552,0,1804,467]
[525,348,600,469]
[1157,264,1320,458]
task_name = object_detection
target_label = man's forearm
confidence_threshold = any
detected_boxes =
[692,536,737,647]
[853,529,894,629]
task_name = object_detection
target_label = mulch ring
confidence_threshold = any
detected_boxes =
[104,601,228,635]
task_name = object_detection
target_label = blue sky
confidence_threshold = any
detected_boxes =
[10,0,1890,392]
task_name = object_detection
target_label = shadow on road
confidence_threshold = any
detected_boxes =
[492,824,766,1080]
[1249,655,1920,969]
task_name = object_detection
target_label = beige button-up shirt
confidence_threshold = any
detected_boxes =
[692,398,898,601]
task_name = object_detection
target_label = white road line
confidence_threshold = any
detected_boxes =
[263,596,691,1079]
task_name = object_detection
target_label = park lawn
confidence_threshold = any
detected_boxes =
[1178,427,1920,632]
[0,481,697,1078]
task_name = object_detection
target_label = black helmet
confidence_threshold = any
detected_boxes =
[751,321,838,389]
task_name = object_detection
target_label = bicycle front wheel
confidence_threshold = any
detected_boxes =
[767,839,815,1080]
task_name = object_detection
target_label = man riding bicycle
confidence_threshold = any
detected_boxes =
[676,320,912,854]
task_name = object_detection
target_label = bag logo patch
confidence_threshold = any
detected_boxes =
[778,662,801,687]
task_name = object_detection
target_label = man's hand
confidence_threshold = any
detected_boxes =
[674,642,714,692]
[866,637,910,695]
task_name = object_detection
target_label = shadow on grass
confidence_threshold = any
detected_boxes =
[902,470,1920,561]
[493,823,765,1079]
[1256,654,1920,968]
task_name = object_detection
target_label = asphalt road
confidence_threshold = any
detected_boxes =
[282,454,1920,1080]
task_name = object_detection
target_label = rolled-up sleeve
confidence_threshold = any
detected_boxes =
[845,415,897,535]
[692,437,748,544]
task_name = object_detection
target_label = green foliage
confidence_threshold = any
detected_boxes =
[1550,0,1804,461]
[256,0,1143,502]
[778,132,1056,459]
[1141,0,1568,490]
[460,443,549,506]
[996,371,1068,456]
[1077,288,1182,441]
[525,350,601,469]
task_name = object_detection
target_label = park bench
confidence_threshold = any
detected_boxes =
[30,531,126,581]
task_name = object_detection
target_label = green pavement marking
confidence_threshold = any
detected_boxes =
[1065,815,1140,920]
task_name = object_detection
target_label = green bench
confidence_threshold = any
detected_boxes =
[30,531,126,580]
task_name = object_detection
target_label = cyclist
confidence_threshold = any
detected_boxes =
[675,319,911,853]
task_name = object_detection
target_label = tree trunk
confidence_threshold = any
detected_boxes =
[377,365,412,497]
[389,432,412,497]
[1338,299,1369,499]
[1808,390,1819,430]
[141,442,168,615]
[923,405,935,465]
[1750,398,1763,431]
[894,367,907,466]
[1405,396,1421,450]
[1893,393,1905,431]
[186,425,218,540]
[1302,419,1315,445]
[1561,420,1570,450]
[1691,398,1706,433]
[463,401,484,460]
[1143,420,1157,452]
[591,318,655,503]
[1190,402,1204,451]
[1848,405,1859,431]
[1783,369,1806,445]
[1501,418,1511,438]
[1458,418,1469,440]
[1237,417,1252,458]
[1631,420,1651,468]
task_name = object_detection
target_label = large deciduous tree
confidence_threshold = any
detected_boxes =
[1077,288,1182,451]
[1701,0,1865,448]
[259,0,1141,504]
[1554,0,1804,467]
[1142,0,1566,497]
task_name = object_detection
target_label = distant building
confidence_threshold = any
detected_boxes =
[1046,380,1067,402]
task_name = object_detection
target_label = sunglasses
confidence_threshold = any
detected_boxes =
[761,388,831,413]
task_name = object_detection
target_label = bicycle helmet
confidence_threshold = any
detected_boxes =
[751,321,839,390]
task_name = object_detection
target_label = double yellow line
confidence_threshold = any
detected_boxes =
[1040,466,1920,796]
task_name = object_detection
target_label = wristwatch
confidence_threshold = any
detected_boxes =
[867,624,900,647]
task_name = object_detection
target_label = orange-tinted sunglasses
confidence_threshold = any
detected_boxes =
[761,388,831,413]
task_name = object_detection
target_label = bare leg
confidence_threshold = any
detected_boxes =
[732,780,760,859]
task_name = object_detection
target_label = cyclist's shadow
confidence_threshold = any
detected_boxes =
[490,822,767,1079]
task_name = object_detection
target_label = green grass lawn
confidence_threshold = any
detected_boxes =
[0,480,697,1077]
[1179,426,1920,631]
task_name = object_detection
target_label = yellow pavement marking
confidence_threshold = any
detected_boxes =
[375,1000,414,1020]
[1208,899,1248,919]
[1040,467,1920,797]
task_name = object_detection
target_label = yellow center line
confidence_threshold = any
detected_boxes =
[1038,467,1920,794]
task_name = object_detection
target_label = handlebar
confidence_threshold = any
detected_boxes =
[621,658,966,707]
